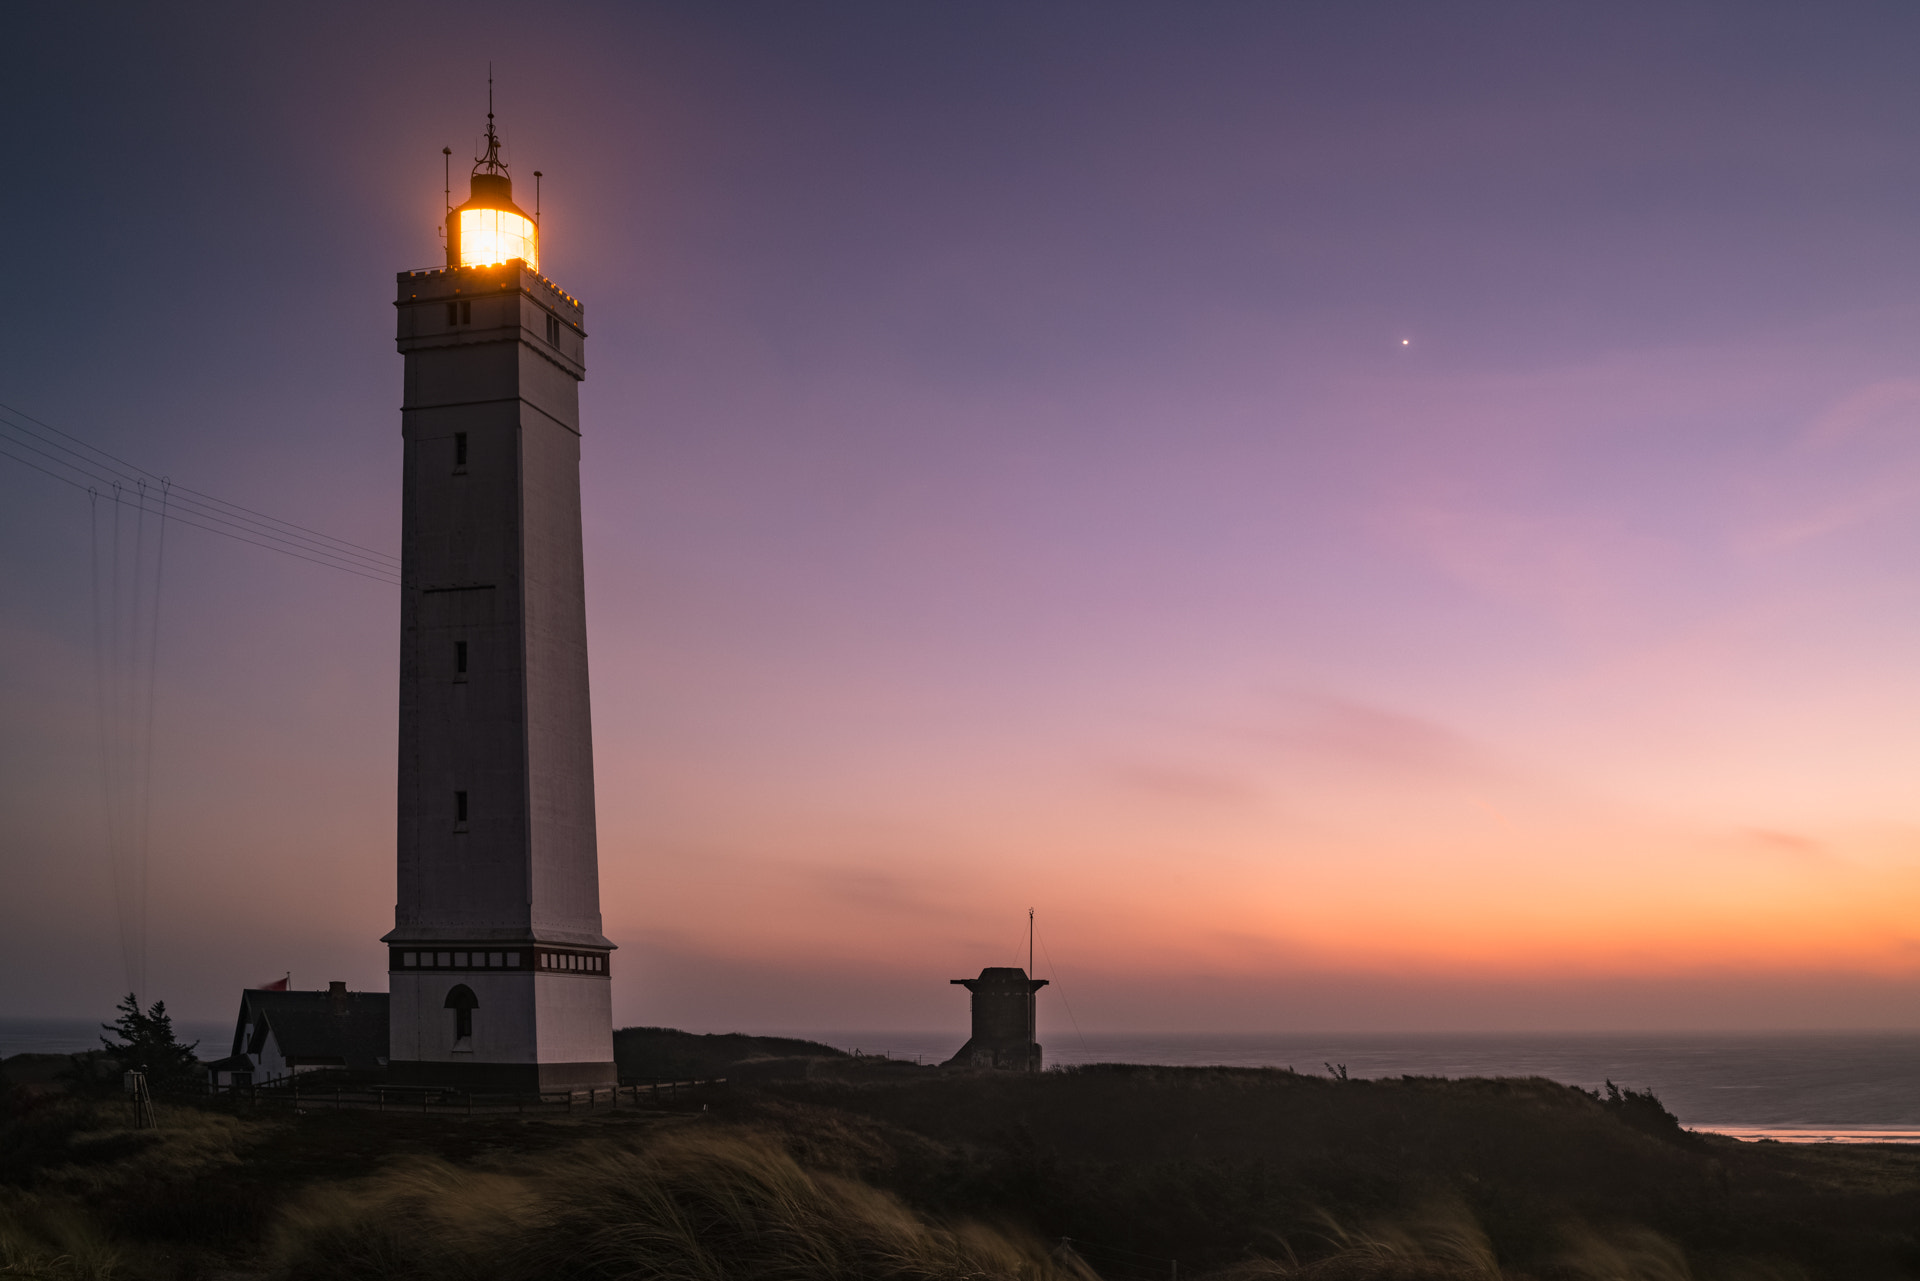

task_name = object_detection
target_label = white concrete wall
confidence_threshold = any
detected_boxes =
[390,971,539,1064]
[256,1032,288,1082]
[392,264,606,949]
[534,974,613,1064]
[390,263,613,1077]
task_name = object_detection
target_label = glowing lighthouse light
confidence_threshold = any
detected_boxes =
[447,102,538,272]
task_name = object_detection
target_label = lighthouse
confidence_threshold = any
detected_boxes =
[382,105,615,1091]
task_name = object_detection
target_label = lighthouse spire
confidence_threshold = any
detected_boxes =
[475,65,507,176]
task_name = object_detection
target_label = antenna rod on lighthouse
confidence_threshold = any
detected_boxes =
[1029,908,1034,978]
[441,147,452,262]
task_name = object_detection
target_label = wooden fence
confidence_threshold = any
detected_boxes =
[212,1077,726,1117]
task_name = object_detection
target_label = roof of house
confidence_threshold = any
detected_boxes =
[230,988,389,1071]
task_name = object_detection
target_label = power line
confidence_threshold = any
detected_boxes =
[2,404,397,1005]
[0,408,400,586]
[0,442,400,586]
[1035,920,1092,1060]
[0,400,400,567]
[0,424,401,578]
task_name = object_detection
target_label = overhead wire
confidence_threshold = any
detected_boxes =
[134,479,168,1003]
[0,398,401,565]
[0,402,401,585]
[4,402,402,1004]
[1,439,401,585]
[1035,919,1093,1060]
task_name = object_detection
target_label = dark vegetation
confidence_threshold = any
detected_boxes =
[612,1026,853,1082]
[3,1032,1919,1280]
[93,994,203,1098]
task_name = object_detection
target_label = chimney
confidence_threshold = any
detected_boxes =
[328,980,348,1014]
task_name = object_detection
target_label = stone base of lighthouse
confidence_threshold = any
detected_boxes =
[384,947,615,1091]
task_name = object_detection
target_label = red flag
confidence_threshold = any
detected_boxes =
[260,974,289,991]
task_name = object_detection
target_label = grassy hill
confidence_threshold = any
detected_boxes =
[611,1025,853,1081]
[4,1043,1919,1280]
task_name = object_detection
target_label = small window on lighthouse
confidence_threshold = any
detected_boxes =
[455,790,468,825]
[461,300,472,325]
[455,640,468,676]
[546,314,560,346]
[446,302,458,327]
[454,432,468,467]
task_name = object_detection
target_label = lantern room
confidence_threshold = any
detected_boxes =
[447,106,538,272]
[450,173,537,271]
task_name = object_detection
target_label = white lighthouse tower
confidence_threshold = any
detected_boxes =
[382,106,615,1091]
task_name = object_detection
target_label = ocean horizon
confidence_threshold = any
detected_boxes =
[9,1018,1916,1143]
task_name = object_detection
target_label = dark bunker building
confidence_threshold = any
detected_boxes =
[945,967,1047,1071]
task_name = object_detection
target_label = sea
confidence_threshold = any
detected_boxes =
[10,1018,1916,1144]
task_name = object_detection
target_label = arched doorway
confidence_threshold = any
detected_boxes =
[444,984,478,1045]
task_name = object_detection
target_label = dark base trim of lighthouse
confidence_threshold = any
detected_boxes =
[387,1060,618,1092]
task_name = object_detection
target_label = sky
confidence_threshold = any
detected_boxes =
[5,2,1920,1036]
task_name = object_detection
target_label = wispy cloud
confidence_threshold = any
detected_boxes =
[1103,761,1261,805]
[1391,503,1673,632]
[1742,378,1920,549]
[1230,692,1487,780]
[1735,827,1838,868]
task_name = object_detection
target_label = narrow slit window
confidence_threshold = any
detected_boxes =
[455,640,468,674]
[454,432,468,467]
[460,300,472,324]
[445,302,458,326]
[455,790,468,823]
[546,314,560,346]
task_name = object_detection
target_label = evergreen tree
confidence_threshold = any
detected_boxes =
[99,992,200,1095]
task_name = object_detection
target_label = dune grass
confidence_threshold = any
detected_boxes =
[0,1193,123,1281]
[4,1060,1915,1280]
[269,1123,1082,1281]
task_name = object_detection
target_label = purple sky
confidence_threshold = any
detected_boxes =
[5,3,1920,1035]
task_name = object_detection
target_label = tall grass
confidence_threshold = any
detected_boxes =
[1206,1201,1500,1281]
[270,1125,1089,1281]
[0,1194,121,1280]
[1210,1205,1810,1281]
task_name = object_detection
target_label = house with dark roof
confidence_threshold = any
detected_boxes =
[206,983,390,1090]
